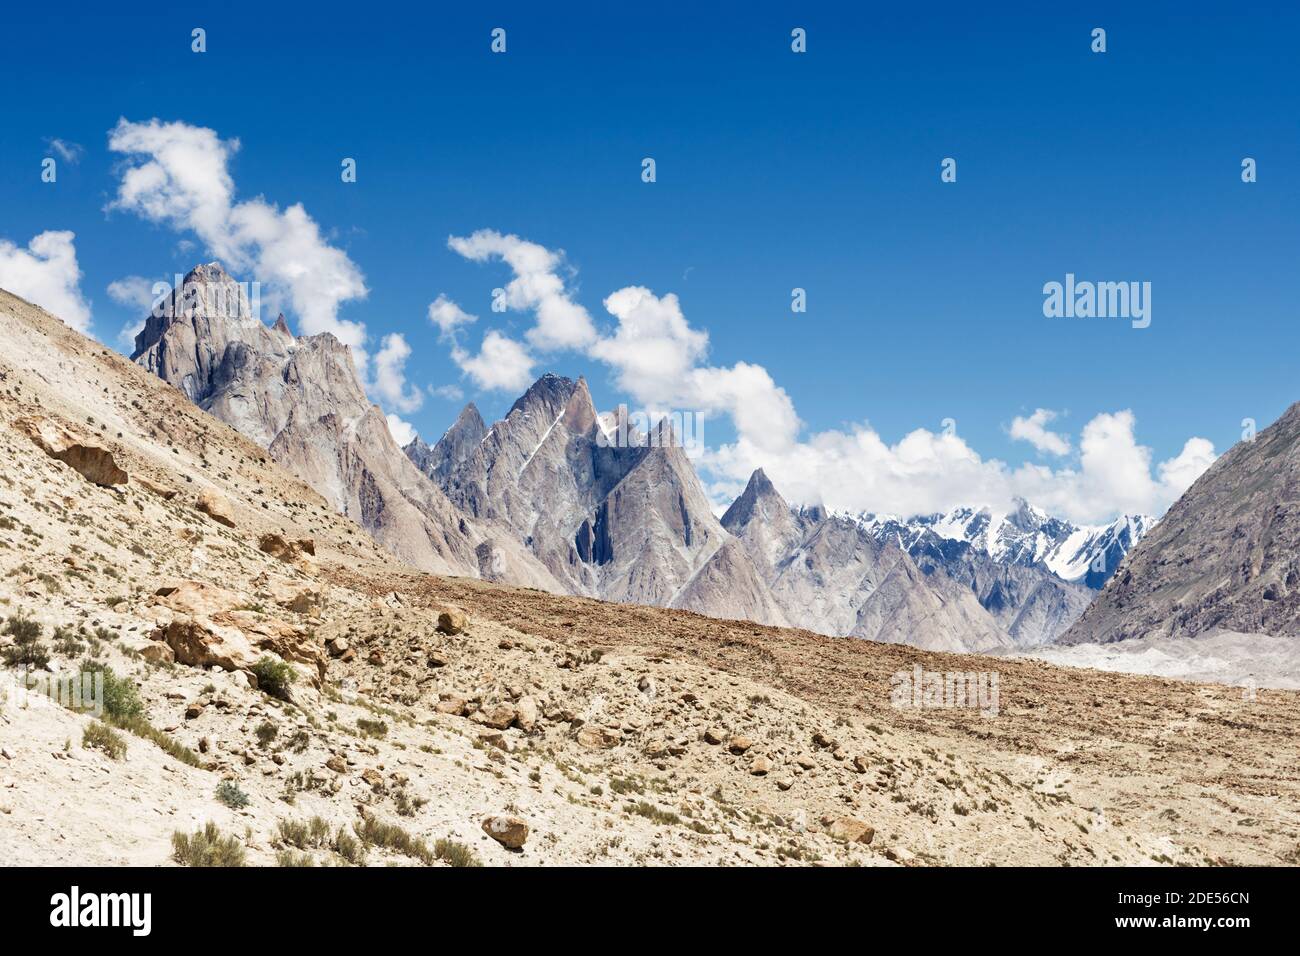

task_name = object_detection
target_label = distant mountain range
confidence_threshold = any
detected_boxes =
[132,263,1158,653]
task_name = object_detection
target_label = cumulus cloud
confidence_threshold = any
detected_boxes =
[1009,408,1071,455]
[370,333,424,414]
[427,294,477,335]
[385,414,417,447]
[435,230,1215,523]
[0,231,92,332]
[107,275,162,312]
[107,118,368,359]
[451,330,535,393]
[448,230,596,350]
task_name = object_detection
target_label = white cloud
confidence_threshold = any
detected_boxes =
[370,333,423,414]
[431,383,464,401]
[427,294,477,335]
[436,229,1216,522]
[0,231,92,333]
[45,138,84,164]
[452,330,535,393]
[447,230,597,350]
[106,275,167,347]
[1009,408,1071,455]
[107,118,368,361]
[385,414,417,447]
[107,275,161,312]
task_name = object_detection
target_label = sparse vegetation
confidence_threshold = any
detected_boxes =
[251,656,295,700]
[357,717,388,738]
[82,721,127,760]
[2,614,49,669]
[172,823,246,867]
[215,779,251,809]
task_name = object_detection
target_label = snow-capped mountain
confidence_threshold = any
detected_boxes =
[845,501,1156,589]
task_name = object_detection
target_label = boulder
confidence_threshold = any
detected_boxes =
[16,415,127,486]
[435,695,468,716]
[476,704,516,730]
[728,736,754,754]
[513,696,539,733]
[134,476,177,500]
[577,726,621,750]
[703,728,725,745]
[436,607,467,635]
[825,817,875,845]
[750,755,772,775]
[152,617,260,674]
[481,814,529,850]
[196,489,236,527]
[326,637,350,658]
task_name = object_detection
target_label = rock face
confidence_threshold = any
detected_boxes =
[1063,401,1300,645]
[722,470,1015,652]
[410,374,781,624]
[132,263,552,585]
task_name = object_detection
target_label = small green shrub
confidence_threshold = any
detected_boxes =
[357,717,388,738]
[255,721,279,748]
[251,656,295,700]
[2,615,49,669]
[215,779,250,809]
[172,823,246,867]
[83,721,127,760]
[434,838,482,868]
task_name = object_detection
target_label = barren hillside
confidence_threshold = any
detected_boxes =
[1,289,1297,867]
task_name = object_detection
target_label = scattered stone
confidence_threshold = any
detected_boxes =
[703,728,725,745]
[750,756,772,775]
[729,736,753,754]
[326,755,347,774]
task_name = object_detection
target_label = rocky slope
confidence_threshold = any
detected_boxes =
[1064,401,1300,645]
[2,287,1299,867]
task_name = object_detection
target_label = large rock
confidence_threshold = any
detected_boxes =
[196,488,236,527]
[436,607,467,635]
[825,817,875,845]
[481,814,529,849]
[16,415,127,486]
[148,579,326,684]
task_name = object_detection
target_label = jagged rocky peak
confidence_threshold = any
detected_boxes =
[721,468,788,531]
[132,260,256,359]
[407,401,488,485]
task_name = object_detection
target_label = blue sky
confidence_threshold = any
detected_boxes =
[1,1,1296,522]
